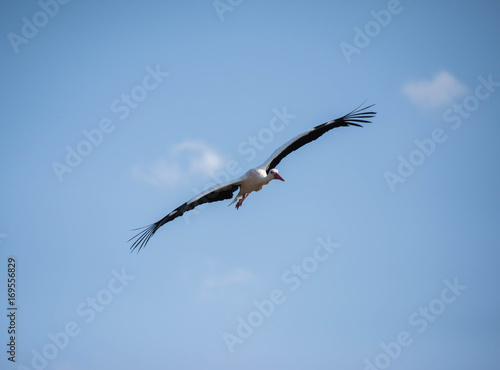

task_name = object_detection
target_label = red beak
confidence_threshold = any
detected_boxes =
[274,173,285,182]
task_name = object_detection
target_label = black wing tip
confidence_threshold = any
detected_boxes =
[313,103,376,130]
[343,102,376,127]
[128,223,158,253]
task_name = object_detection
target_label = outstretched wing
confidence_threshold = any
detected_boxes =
[129,179,241,252]
[258,104,376,173]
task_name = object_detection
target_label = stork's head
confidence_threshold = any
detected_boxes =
[269,169,285,182]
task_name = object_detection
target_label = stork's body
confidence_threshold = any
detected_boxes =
[228,168,285,209]
[129,104,375,252]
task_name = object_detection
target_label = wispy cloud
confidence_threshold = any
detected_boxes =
[402,71,468,108]
[200,267,257,298]
[131,139,226,187]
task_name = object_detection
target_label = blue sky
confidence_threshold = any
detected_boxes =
[1,0,500,369]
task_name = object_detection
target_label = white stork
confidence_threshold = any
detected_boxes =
[130,104,375,252]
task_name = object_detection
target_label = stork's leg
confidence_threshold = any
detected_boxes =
[235,193,249,210]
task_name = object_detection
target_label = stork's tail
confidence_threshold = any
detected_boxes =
[227,194,240,207]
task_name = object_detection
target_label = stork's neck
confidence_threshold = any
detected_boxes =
[264,171,276,183]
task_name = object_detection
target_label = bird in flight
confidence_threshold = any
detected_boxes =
[130,104,375,252]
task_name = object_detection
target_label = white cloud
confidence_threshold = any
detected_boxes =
[131,139,226,187]
[200,267,257,298]
[202,267,256,289]
[171,140,226,176]
[402,71,468,108]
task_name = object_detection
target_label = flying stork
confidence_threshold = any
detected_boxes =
[130,104,375,252]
